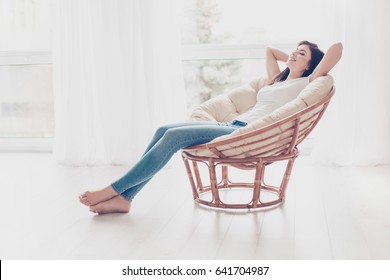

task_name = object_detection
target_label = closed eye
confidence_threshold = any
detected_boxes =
[294,48,307,56]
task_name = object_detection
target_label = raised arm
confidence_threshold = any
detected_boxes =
[265,47,289,82]
[310,42,343,81]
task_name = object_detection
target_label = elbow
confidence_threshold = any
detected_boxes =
[334,42,343,58]
[326,42,343,63]
[265,46,273,55]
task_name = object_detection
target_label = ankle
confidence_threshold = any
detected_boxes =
[105,185,119,196]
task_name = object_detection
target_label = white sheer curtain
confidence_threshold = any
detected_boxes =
[311,0,390,166]
[52,0,186,165]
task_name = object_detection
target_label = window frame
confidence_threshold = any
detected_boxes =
[0,50,53,152]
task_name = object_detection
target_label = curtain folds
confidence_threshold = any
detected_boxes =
[52,0,186,165]
[311,0,390,166]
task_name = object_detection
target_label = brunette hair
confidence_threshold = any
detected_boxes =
[270,40,324,84]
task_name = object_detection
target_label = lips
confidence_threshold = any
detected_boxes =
[288,56,296,62]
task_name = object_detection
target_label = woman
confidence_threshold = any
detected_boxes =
[79,40,343,214]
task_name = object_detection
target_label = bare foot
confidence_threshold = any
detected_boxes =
[79,185,118,206]
[89,195,131,214]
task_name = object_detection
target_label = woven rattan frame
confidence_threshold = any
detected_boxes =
[182,87,335,209]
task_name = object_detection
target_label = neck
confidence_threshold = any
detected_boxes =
[286,70,304,80]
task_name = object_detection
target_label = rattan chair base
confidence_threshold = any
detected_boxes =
[182,149,299,209]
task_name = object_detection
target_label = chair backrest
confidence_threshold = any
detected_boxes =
[185,76,335,159]
[190,77,268,122]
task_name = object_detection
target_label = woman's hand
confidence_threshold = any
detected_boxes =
[265,47,289,82]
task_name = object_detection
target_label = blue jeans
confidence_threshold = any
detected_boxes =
[111,120,246,200]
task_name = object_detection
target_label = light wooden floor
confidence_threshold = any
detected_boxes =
[0,152,389,260]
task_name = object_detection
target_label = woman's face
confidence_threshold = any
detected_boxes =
[286,44,312,74]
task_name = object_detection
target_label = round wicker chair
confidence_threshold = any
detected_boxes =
[182,75,335,209]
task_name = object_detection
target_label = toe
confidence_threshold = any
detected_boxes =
[80,197,91,206]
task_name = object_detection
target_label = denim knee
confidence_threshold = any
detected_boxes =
[154,125,170,139]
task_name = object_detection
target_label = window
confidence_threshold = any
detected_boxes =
[0,0,52,151]
[179,0,335,111]
[0,60,53,138]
